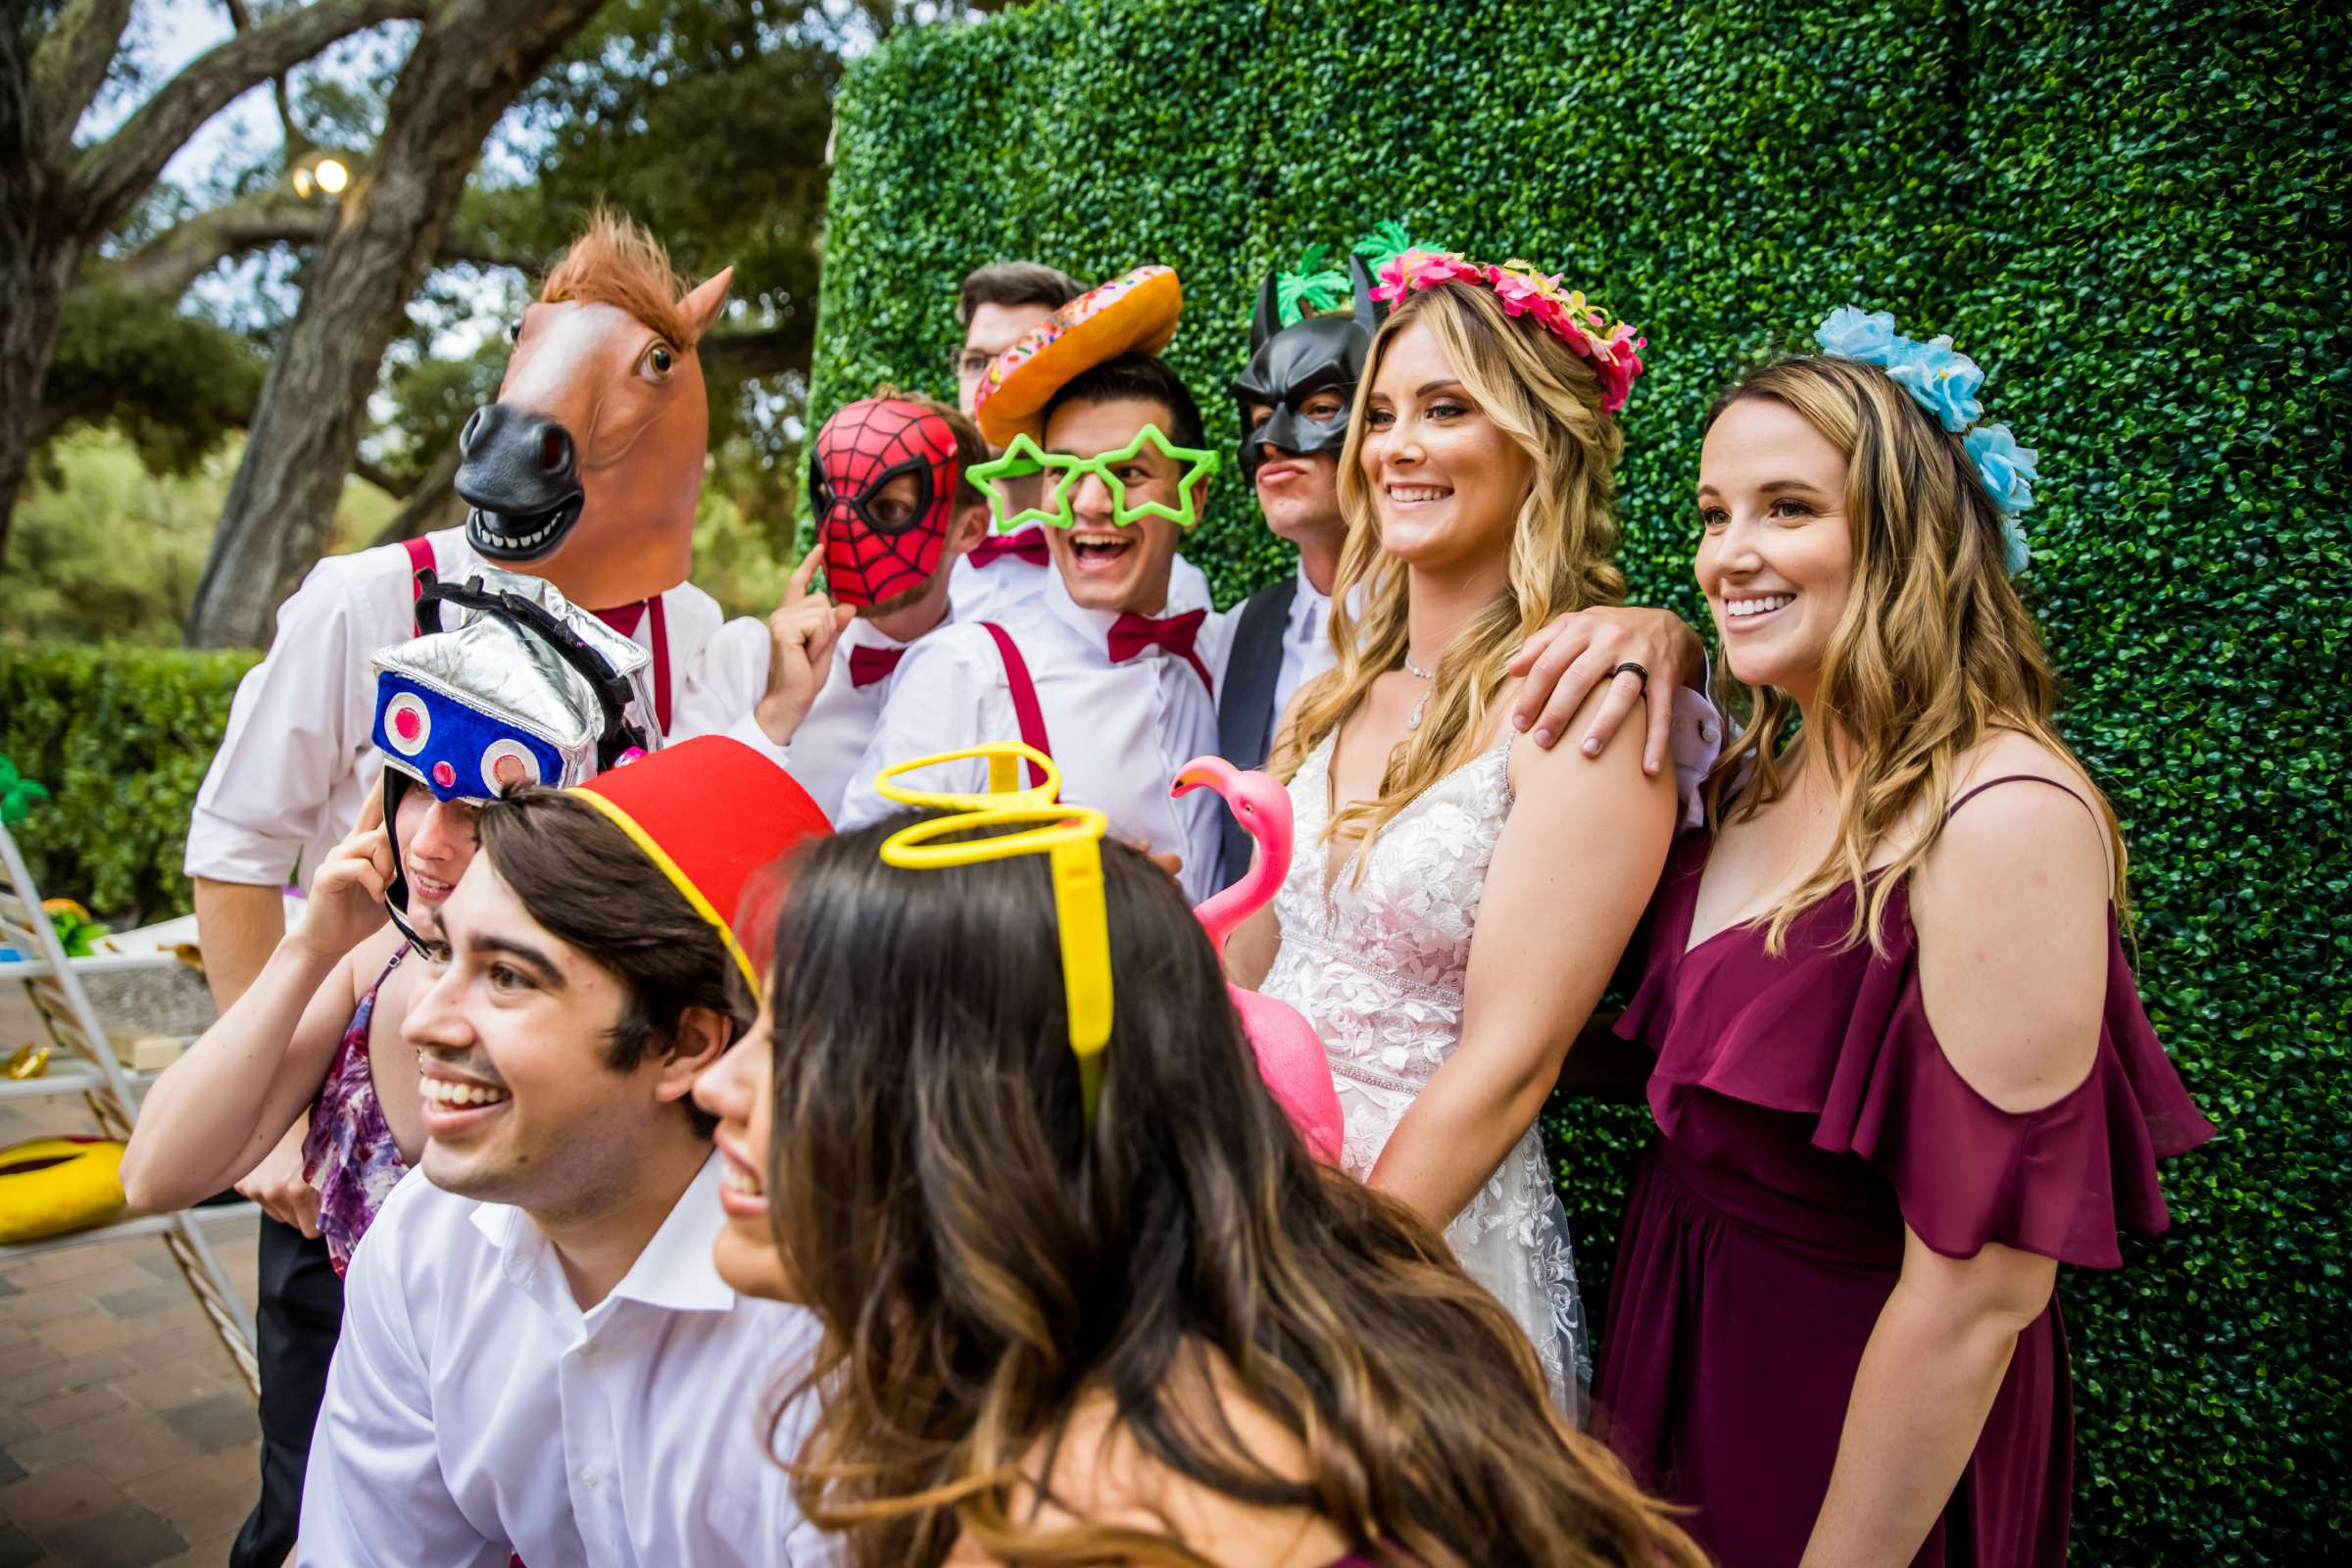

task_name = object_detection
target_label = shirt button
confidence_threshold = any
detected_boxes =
[582,1467,601,1488]
[1699,721,1717,744]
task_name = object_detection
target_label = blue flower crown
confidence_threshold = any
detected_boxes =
[1815,308,2038,574]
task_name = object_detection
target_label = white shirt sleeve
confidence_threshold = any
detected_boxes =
[834,631,1003,831]
[671,614,791,762]
[298,1201,503,1568]
[184,553,387,886]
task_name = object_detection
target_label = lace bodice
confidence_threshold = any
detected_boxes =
[1260,727,1589,1406]
[1265,729,1513,1089]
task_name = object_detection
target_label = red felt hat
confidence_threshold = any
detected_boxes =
[566,735,831,988]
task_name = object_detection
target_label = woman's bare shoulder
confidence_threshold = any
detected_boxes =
[951,1359,1353,1567]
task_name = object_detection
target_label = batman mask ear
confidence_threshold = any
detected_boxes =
[1350,254,1382,338]
[1250,271,1281,354]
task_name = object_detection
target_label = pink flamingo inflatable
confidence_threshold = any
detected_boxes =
[1172,756,1346,1164]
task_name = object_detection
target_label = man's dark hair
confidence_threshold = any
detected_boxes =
[956,261,1084,326]
[1043,353,1207,453]
[475,789,746,1138]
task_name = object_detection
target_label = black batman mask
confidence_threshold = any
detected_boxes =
[1232,255,1384,484]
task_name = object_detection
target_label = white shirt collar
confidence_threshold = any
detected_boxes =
[840,613,924,658]
[467,1152,737,1320]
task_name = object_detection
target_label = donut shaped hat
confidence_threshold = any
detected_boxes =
[972,265,1184,447]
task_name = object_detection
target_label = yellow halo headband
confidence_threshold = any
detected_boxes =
[873,742,1061,811]
[878,800,1114,1123]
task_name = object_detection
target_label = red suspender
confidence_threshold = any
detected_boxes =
[647,594,672,737]
[402,535,435,605]
[979,622,1053,789]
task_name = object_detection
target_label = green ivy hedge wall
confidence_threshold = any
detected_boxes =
[810,0,2348,1558]
[0,644,258,927]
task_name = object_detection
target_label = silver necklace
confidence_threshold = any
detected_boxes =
[1402,651,1436,728]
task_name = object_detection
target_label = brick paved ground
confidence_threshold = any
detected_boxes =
[1,1057,267,1566]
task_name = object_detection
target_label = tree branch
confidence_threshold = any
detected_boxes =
[351,452,416,499]
[26,0,134,170]
[700,325,809,383]
[94,189,544,305]
[68,0,429,239]
[220,0,313,160]
[368,437,463,546]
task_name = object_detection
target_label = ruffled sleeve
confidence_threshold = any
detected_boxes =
[1813,888,2216,1267]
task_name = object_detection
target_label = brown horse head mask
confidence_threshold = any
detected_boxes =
[457,214,730,611]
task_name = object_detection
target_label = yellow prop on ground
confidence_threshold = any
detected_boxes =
[0,1135,129,1245]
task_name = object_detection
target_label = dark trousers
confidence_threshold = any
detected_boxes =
[230,1215,344,1568]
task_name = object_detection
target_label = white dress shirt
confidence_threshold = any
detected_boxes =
[838,572,1223,903]
[949,544,1212,626]
[1271,564,1336,725]
[300,1155,832,1568]
[185,526,731,889]
[781,616,925,819]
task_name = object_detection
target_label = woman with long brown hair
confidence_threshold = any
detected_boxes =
[690,808,1703,1568]
[1222,250,1684,1408]
[1592,315,2214,1564]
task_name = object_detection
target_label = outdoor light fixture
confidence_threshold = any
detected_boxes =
[291,156,352,199]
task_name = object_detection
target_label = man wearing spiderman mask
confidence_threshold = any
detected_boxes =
[742,392,992,816]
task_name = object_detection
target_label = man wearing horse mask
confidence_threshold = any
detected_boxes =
[181,211,834,1568]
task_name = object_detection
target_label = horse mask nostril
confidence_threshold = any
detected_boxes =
[537,426,570,475]
[459,408,485,456]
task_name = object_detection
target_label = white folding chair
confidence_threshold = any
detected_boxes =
[0,817,259,1395]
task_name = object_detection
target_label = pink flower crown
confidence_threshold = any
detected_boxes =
[1371,248,1646,415]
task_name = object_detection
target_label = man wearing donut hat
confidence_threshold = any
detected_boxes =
[301,736,833,1567]
[840,265,1227,899]
[945,261,1213,625]
[1200,230,1729,889]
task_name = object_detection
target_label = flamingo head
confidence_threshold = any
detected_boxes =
[1171,755,1292,842]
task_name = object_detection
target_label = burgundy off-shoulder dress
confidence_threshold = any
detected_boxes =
[1593,777,2215,1566]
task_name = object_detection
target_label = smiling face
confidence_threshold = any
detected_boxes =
[1357,318,1535,575]
[690,997,791,1300]
[1041,395,1191,615]
[402,859,688,1219]
[391,789,480,932]
[1694,396,1857,706]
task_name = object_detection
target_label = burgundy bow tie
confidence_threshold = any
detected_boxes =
[847,644,906,689]
[967,526,1051,568]
[1108,608,1212,692]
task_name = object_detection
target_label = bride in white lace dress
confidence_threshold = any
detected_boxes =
[1228,262,1680,1411]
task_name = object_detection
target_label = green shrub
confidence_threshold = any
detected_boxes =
[811,1,2350,1558]
[0,643,258,925]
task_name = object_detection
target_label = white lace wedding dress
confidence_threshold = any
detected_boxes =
[1259,729,1590,1410]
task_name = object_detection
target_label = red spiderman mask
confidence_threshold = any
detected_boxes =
[810,398,962,608]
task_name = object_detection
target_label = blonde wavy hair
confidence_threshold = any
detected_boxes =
[1702,356,2128,955]
[1272,281,1627,855]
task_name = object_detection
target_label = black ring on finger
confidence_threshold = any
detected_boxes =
[1610,661,1649,695]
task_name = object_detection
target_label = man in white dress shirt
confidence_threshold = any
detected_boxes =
[947,261,1210,624]
[301,738,834,1567]
[765,394,991,817]
[839,354,1225,900]
[190,212,829,1568]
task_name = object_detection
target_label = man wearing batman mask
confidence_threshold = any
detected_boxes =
[1204,247,1725,890]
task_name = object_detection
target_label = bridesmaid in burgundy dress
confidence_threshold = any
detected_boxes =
[1592,324,2214,1567]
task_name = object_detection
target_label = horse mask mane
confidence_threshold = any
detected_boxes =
[455,211,732,612]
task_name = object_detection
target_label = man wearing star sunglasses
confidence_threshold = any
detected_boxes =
[838,354,1226,900]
